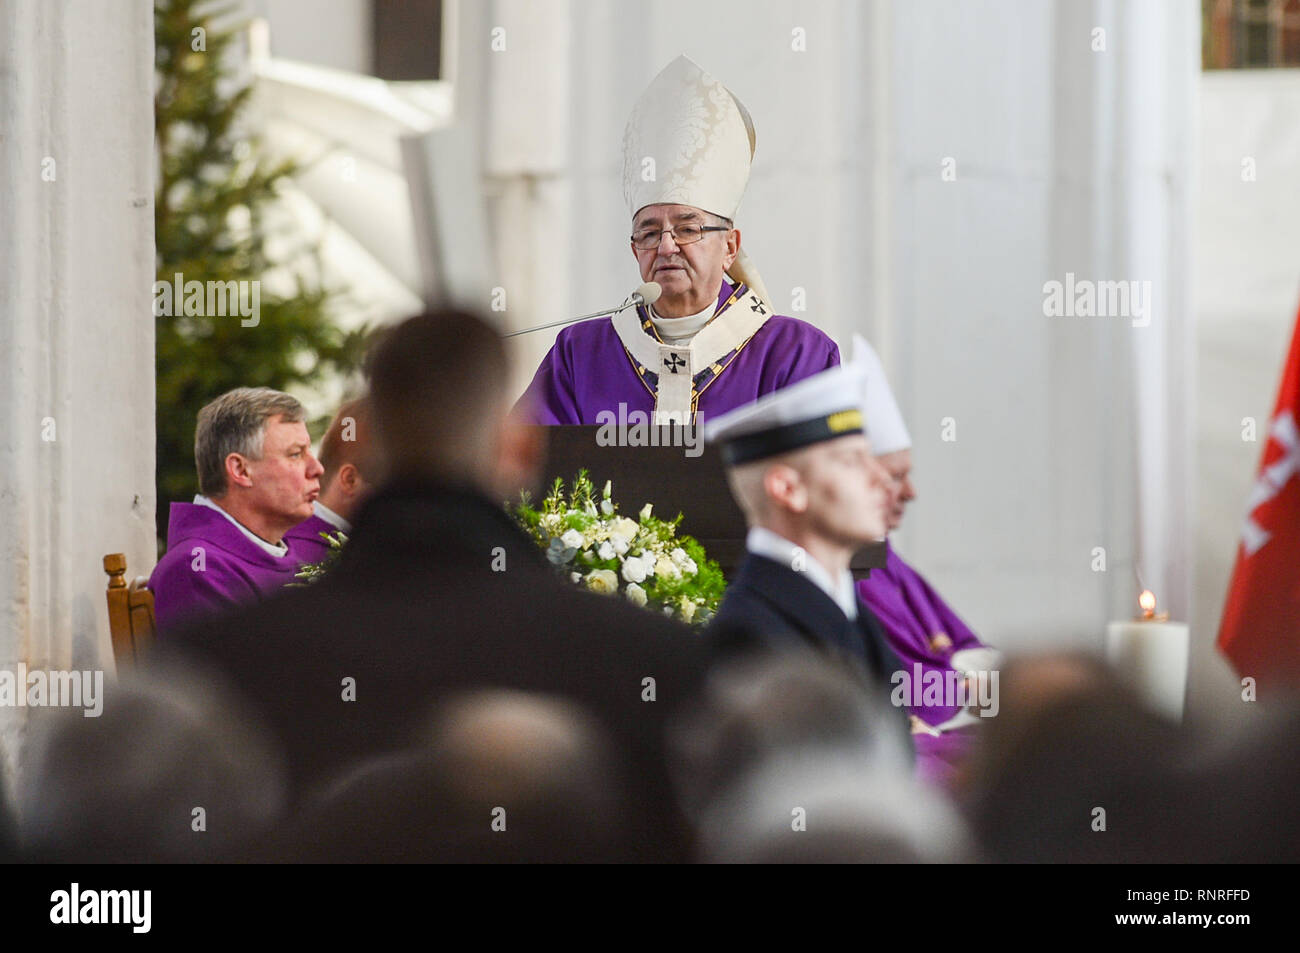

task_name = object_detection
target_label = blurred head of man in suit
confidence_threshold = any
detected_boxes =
[671,654,971,862]
[365,310,543,499]
[315,396,376,526]
[261,690,627,862]
[17,661,287,863]
[726,434,892,573]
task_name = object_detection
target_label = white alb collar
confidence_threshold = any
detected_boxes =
[745,526,858,620]
[312,499,352,533]
[649,299,717,345]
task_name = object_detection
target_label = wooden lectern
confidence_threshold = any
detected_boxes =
[529,426,885,580]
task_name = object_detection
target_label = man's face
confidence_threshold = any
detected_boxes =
[876,448,916,532]
[244,416,323,524]
[797,434,891,545]
[630,203,738,317]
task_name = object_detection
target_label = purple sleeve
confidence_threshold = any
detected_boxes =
[922,575,984,652]
[513,337,582,425]
[150,550,261,635]
[822,337,841,369]
[777,325,840,388]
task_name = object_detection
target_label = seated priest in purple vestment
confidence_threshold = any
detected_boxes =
[515,55,840,427]
[853,340,1002,793]
[286,395,375,566]
[149,387,324,634]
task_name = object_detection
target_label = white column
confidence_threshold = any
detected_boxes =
[889,0,1197,651]
[452,0,574,396]
[0,0,156,778]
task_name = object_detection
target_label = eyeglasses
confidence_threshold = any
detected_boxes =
[630,224,730,250]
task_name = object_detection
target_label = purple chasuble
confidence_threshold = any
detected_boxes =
[285,513,342,567]
[149,502,305,634]
[515,279,840,425]
[857,540,988,792]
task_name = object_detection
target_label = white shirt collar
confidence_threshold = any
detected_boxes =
[649,298,716,345]
[745,526,859,620]
[312,499,352,533]
[193,495,291,559]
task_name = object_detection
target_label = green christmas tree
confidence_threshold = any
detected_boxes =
[153,0,369,543]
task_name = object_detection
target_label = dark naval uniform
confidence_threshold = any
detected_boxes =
[707,552,914,753]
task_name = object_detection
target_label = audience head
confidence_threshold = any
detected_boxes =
[961,652,1194,863]
[365,309,543,499]
[268,690,625,862]
[671,653,970,862]
[194,387,323,542]
[316,395,375,524]
[18,662,287,862]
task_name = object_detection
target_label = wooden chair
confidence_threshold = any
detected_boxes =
[103,553,156,665]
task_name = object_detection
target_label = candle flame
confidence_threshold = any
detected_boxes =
[1138,589,1156,614]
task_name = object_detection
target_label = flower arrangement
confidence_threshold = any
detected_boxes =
[512,470,726,626]
[289,532,347,586]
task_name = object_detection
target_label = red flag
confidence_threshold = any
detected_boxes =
[1218,298,1300,691]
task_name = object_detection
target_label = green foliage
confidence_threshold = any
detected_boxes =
[288,531,348,586]
[153,0,369,541]
[511,470,727,626]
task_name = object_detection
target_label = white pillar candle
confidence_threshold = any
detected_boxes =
[1105,591,1190,722]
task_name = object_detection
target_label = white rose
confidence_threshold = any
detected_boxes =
[584,569,618,595]
[670,547,689,566]
[613,517,639,540]
[597,541,616,561]
[570,572,581,584]
[610,534,630,556]
[680,598,697,623]
[560,529,585,549]
[654,555,681,580]
[625,582,647,607]
[639,503,653,521]
[600,499,614,515]
[682,556,697,576]
[621,555,649,584]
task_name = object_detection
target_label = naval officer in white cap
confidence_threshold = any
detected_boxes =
[702,338,906,703]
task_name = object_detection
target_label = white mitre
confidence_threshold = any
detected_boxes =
[856,337,911,455]
[622,54,772,309]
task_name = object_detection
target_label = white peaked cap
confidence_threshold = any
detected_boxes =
[703,336,876,465]
[622,55,772,308]
[856,337,912,455]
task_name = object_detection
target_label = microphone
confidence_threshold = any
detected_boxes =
[502,282,661,338]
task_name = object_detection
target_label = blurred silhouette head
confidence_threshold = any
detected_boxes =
[18,662,287,863]
[962,652,1197,863]
[671,654,970,862]
[366,310,543,500]
[266,690,626,862]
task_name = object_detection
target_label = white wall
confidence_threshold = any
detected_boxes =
[0,0,157,781]
[255,0,373,74]
[1194,68,1300,722]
